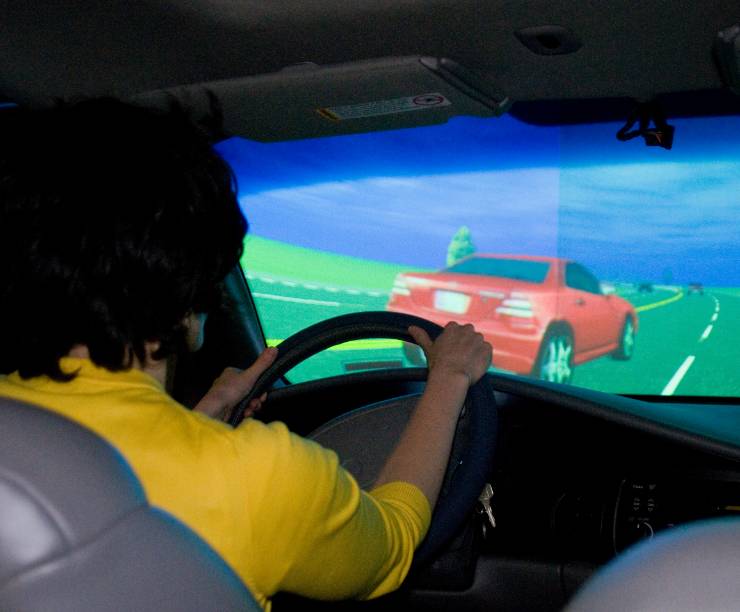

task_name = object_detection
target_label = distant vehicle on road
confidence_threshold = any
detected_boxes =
[387,254,638,383]
[687,282,704,295]
[637,282,654,293]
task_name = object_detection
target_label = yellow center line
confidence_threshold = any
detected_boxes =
[266,338,404,351]
[635,291,684,313]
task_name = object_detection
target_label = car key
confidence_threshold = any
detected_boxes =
[478,483,496,529]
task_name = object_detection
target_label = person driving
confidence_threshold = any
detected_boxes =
[0,99,492,610]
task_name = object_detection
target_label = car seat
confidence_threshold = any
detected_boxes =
[0,397,260,612]
[564,516,740,611]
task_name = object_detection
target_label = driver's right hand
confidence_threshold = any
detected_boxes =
[408,321,492,386]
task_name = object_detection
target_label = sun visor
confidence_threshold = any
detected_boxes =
[134,57,510,142]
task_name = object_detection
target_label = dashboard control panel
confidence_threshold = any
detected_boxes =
[613,476,740,552]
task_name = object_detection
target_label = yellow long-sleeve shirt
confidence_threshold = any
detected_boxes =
[0,358,431,610]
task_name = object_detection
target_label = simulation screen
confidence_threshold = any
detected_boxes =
[217,113,740,397]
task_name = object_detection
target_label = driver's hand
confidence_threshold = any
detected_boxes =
[193,347,278,422]
[408,322,492,386]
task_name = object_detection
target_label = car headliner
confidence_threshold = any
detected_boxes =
[3,0,740,133]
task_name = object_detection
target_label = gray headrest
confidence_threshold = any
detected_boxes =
[565,517,740,612]
[0,397,259,611]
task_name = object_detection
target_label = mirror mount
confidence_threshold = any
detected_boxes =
[616,99,675,150]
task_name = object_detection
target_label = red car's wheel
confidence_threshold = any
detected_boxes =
[612,317,636,361]
[533,327,574,384]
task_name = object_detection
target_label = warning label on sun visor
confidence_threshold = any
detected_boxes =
[317,93,451,122]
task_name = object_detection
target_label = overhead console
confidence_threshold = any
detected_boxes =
[134,56,511,142]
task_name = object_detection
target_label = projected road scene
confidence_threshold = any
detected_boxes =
[218,113,740,398]
[242,238,737,396]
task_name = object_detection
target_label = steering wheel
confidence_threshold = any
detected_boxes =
[229,311,497,567]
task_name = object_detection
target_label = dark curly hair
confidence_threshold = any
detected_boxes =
[0,98,247,380]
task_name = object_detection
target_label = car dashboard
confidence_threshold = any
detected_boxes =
[486,389,740,609]
[259,370,740,611]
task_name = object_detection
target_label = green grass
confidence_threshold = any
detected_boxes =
[712,287,740,298]
[241,235,432,291]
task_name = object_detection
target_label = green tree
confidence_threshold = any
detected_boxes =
[446,226,476,267]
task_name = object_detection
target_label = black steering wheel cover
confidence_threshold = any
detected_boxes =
[230,311,497,567]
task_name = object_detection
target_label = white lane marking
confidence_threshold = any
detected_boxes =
[260,277,276,284]
[711,313,718,322]
[661,355,696,396]
[251,292,341,307]
[303,283,319,290]
[281,280,297,288]
[700,325,713,341]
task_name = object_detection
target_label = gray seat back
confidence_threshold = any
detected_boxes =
[565,517,740,611]
[0,397,260,612]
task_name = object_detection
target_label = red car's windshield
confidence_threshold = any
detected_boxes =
[446,258,551,284]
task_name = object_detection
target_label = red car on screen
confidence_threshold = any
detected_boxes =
[387,254,638,383]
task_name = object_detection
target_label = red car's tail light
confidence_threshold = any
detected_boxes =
[391,275,410,296]
[496,294,534,318]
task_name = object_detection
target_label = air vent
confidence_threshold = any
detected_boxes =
[515,26,582,56]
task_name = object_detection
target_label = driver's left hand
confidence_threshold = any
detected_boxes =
[193,347,278,422]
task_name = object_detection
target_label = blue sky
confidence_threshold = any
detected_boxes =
[217,114,740,285]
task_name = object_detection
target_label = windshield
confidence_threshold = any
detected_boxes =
[216,113,740,398]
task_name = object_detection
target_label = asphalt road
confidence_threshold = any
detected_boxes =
[247,272,739,397]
